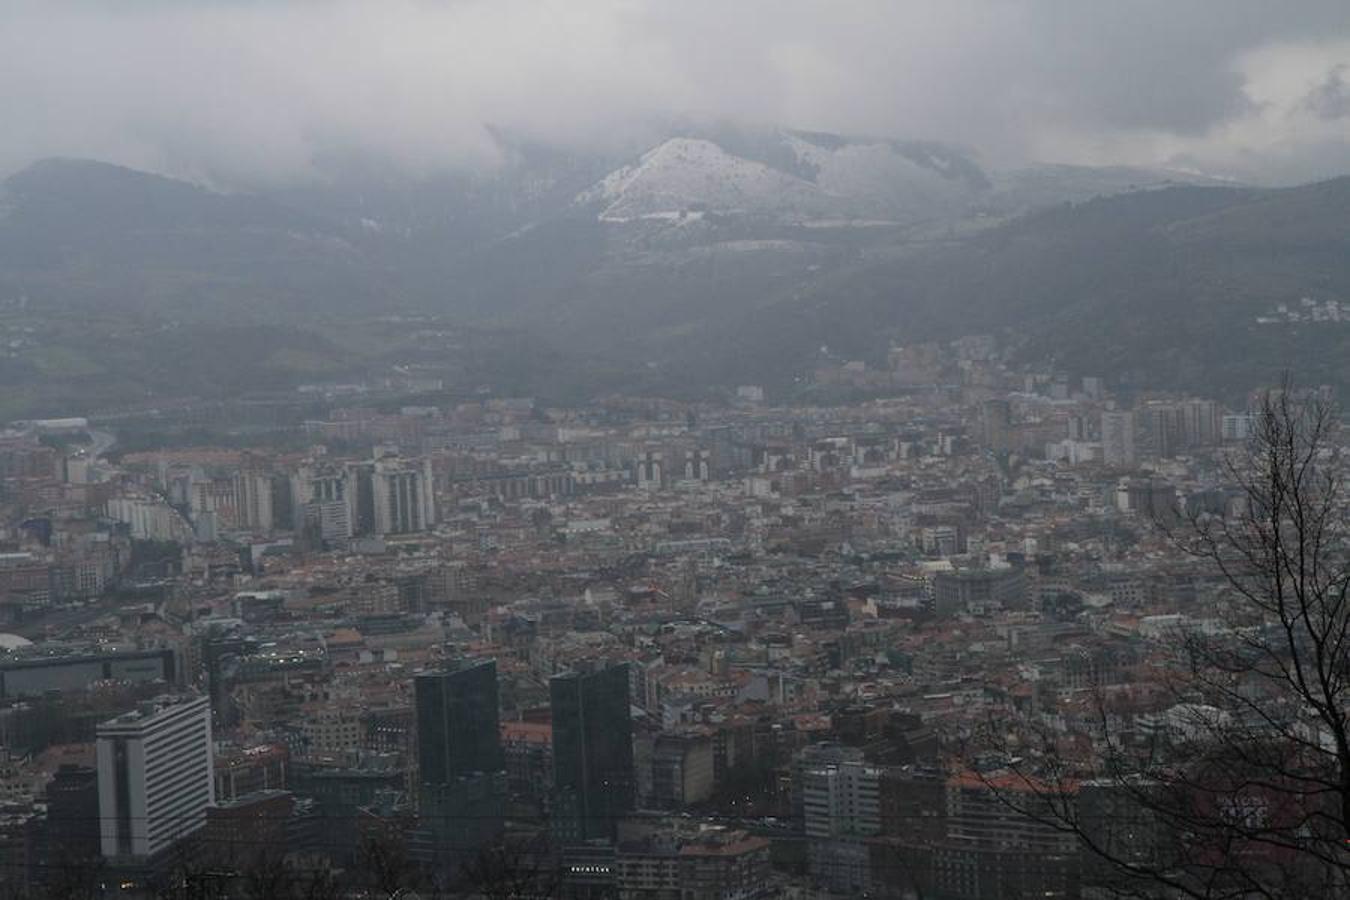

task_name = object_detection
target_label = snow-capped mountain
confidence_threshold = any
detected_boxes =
[572,127,1227,231]
[0,128,1251,382]
[782,134,980,222]
[576,137,843,223]
[574,129,994,226]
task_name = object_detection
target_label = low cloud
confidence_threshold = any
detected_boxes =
[1,1,1349,185]
[1304,65,1350,120]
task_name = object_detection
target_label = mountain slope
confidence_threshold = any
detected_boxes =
[700,180,1350,395]
[4,135,1338,409]
[573,131,996,226]
[0,158,388,319]
[1,158,307,231]
[577,137,842,222]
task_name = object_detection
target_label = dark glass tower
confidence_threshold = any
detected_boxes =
[414,659,505,873]
[415,659,502,785]
[550,663,635,843]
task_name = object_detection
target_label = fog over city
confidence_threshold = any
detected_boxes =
[4,0,1350,183]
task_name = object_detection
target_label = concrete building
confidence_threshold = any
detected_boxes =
[44,764,100,868]
[371,454,436,535]
[291,461,353,542]
[802,760,881,894]
[650,732,715,809]
[1179,399,1220,448]
[0,647,177,700]
[935,774,1081,899]
[637,450,664,491]
[1222,413,1255,442]
[683,449,711,482]
[932,567,1027,617]
[1100,410,1136,467]
[202,789,294,870]
[501,720,553,801]
[105,496,193,542]
[232,471,275,533]
[980,399,1012,453]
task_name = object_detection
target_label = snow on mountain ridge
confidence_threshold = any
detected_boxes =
[576,137,848,223]
[784,136,979,220]
[572,130,1228,228]
[575,133,990,225]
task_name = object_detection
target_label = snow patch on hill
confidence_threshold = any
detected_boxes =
[786,136,977,221]
[576,134,992,226]
[573,131,1222,231]
[576,138,846,223]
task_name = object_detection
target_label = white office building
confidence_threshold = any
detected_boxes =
[802,760,881,893]
[96,694,214,861]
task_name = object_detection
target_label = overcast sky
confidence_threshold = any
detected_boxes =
[4,0,1350,185]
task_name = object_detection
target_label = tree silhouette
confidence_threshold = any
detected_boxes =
[974,384,1350,898]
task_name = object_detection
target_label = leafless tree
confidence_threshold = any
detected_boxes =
[973,384,1350,899]
[38,852,104,899]
[238,850,298,900]
[456,834,561,900]
[151,862,232,900]
[357,826,419,899]
[296,865,343,900]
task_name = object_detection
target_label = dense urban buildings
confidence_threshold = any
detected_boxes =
[0,332,1337,897]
